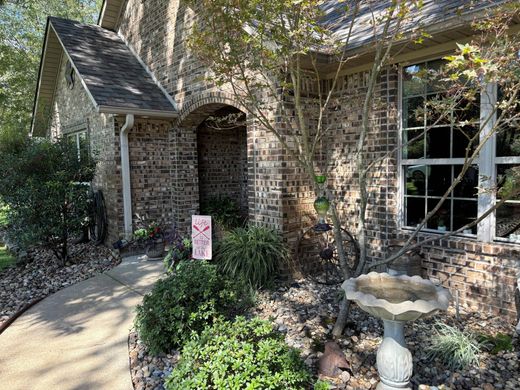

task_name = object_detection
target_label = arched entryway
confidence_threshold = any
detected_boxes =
[196,106,248,221]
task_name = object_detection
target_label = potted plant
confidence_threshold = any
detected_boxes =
[133,220,165,259]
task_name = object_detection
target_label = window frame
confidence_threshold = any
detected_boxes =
[398,60,520,244]
[63,121,90,161]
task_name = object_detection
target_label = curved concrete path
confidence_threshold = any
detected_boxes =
[0,255,164,390]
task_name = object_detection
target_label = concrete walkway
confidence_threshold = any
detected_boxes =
[0,255,164,390]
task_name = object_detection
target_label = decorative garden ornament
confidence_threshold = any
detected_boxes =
[342,272,451,390]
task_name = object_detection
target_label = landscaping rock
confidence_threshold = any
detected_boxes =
[129,278,520,389]
[0,242,120,328]
[319,341,350,377]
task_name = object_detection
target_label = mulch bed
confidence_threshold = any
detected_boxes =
[129,279,520,390]
[0,242,120,329]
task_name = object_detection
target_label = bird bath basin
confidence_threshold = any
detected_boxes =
[342,272,451,390]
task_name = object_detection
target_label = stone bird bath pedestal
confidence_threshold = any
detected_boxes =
[342,272,451,390]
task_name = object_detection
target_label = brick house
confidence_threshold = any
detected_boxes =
[31,1,520,320]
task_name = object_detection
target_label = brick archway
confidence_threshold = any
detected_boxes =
[177,92,247,128]
[195,106,249,220]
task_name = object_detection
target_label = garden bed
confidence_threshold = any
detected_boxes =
[0,241,120,328]
[129,278,519,390]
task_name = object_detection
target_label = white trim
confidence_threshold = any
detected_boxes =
[477,82,497,242]
[120,114,135,239]
[30,23,55,136]
[397,66,404,229]
[97,105,178,118]
[401,158,471,165]
[97,0,108,26]
[496,156,520,164]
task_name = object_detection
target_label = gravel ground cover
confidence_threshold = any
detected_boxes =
[0,242,120,328]
[129,279,519,390]
[0,244,15,271]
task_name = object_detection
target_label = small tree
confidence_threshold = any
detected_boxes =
[0,135,96,264]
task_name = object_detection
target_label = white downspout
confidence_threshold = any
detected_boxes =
[120,114,135,240]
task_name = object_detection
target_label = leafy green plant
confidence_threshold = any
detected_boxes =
[0,136,96,264]
[0,202,9,228]
[165,316,311,390]
[0,244,15,271]
[200,196,243,230]
[134,260,253,354]
[163,237,192,273]
[216,225,289,288]
[425,322,481,370]
[478,333,513,354]
[314,380,332,390]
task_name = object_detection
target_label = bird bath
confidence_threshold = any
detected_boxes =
[342,272,451,390]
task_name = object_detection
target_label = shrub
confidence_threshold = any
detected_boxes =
[425,322,481,370]
[163,227,192,273]
[200,196,243,230]
[314,380,332,390]
[165,316,311,390]
[216,225,289,288]
[134,260,253,354]
[0,202,9,228]
[478,333,513,354]
[0,136,95,264]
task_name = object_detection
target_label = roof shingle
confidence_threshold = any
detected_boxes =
[49,17,176,114]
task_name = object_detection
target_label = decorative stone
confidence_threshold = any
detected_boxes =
[318,341,350,378]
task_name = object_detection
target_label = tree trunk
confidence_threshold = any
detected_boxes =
[332,299,351,338]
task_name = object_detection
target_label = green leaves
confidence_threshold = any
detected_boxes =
[425,322,481,370]
[134,261,253,354]
[166,316,311,390]
[0,136,96,262]
[216,225,289,289]
[0,0,101,136]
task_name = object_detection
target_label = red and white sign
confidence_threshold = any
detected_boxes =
[191,215,212,260]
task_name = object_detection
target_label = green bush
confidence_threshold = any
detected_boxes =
[0,136,95,263]
[166,316,311,390]
[200,196,243,230]
[425,322,481,370]
[134,260,253,354]
[0,202,9,228]
[163,234,192,273]
[216,225,289,288]
[314,380,332,390]
[478,333,513,354]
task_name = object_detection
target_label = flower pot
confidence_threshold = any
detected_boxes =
[146,240,165,260]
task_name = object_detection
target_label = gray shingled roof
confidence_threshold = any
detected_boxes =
[320,0,509,49]
[49,17,176,114]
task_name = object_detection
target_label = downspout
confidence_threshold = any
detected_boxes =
[120,114,135,240]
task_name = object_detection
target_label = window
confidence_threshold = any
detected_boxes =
[64,126,90,162]
[400,60,520,243]
[494,86,520,242]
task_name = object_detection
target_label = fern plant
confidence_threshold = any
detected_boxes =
[425,322,481,370]
[216,225,289,288]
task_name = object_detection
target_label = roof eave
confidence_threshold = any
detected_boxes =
[30,18,51,137]
[97,105,178,118]
[98,0,124,31]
